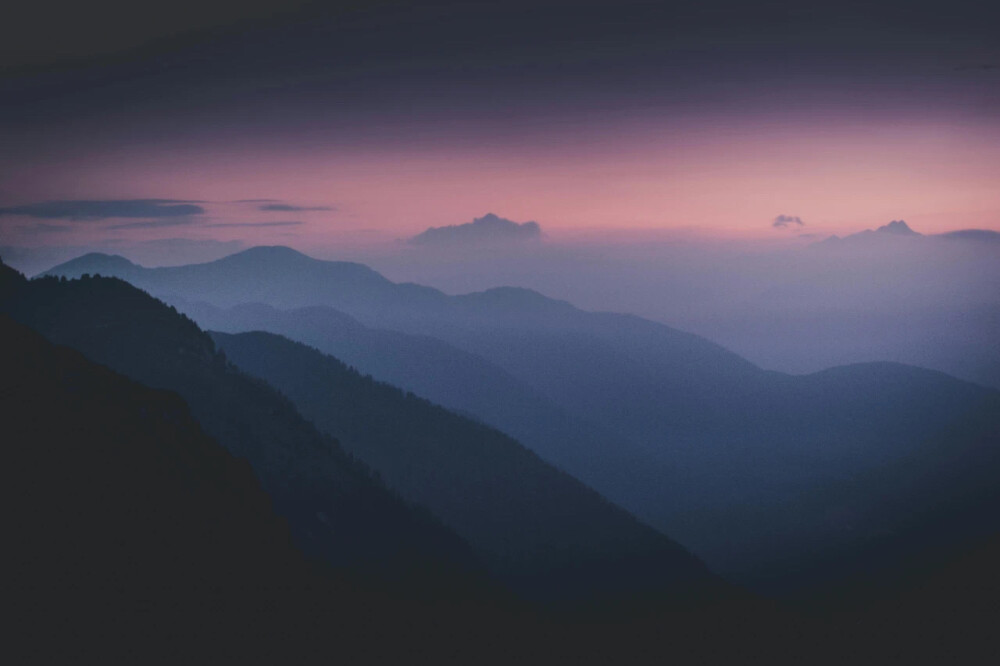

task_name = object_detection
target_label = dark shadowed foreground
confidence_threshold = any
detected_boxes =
[2,258,999,662]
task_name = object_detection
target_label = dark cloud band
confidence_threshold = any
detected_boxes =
[0,200,205,220]
[773,215,804,228]
[259,204,334,212]
[204,221,305,228]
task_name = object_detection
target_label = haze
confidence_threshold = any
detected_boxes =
[4,2,1000,658]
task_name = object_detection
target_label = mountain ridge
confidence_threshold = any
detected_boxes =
[35,247,1000,593]
[0,265,491,597]
[211,328,728,606]
[2,260,732,608]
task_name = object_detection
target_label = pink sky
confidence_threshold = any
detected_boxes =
[3,112,999,250]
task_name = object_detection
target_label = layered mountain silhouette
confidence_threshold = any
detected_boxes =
[0,312,526,662]
[1,314,314,659]
[42,246,441,314]
[211,329,723,606]
[1,313,310,591]
[7,249,1000,660]
[40,247,1000,593]
[178,300,652,495]
[0,263,487,597]
[1,260,728,608]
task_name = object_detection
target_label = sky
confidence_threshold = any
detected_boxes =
[1,0,999,259]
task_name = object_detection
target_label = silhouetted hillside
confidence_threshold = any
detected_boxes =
[1,314,308,590]
[0,260,814,662]
[7,255,998,660]
[0,314,500,662]
[0,267,486,598]
[211,330,726,607]
[180,300,652,497]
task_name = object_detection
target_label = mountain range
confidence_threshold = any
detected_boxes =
[40,246,1000,593]
[176,300,653,501]
[5,247,1000,660]
[0,311,526,662]
[1,259,725,608]
[210,329,723,606]
[0,262,488,596]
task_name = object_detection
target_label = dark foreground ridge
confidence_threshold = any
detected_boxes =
[1,261,490,598]
[211,329,725,607]
[3,259,728,609]
[4,257,1000,662]
[0,258,796,663]
[0,314,508,661]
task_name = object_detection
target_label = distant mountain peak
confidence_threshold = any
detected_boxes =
[39,252,138,278]
[67,251,135,265]
[226,246,312,262]
[810,220,924,248]
[876,220,919,235]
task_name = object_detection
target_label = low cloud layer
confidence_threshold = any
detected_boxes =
[772,214,804,228]
[259,204,334,212]
[0,199,205,220]
[937,229,1000,243]
[108,219,198,230]
[410,213,542,246]
[204,221,304,228]
[17,223,75,234]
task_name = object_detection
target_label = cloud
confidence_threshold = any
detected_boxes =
[953,63,997,71]
[204,220,305,228]
[0,199,205,220]
[259,204,334,212]
[410,213,542,246]
[18,223,74,234]
[935,229,1000,243]
[772,214,804,228]
[108,218,197,230]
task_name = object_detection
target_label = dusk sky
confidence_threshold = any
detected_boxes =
[2,0,999,257]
